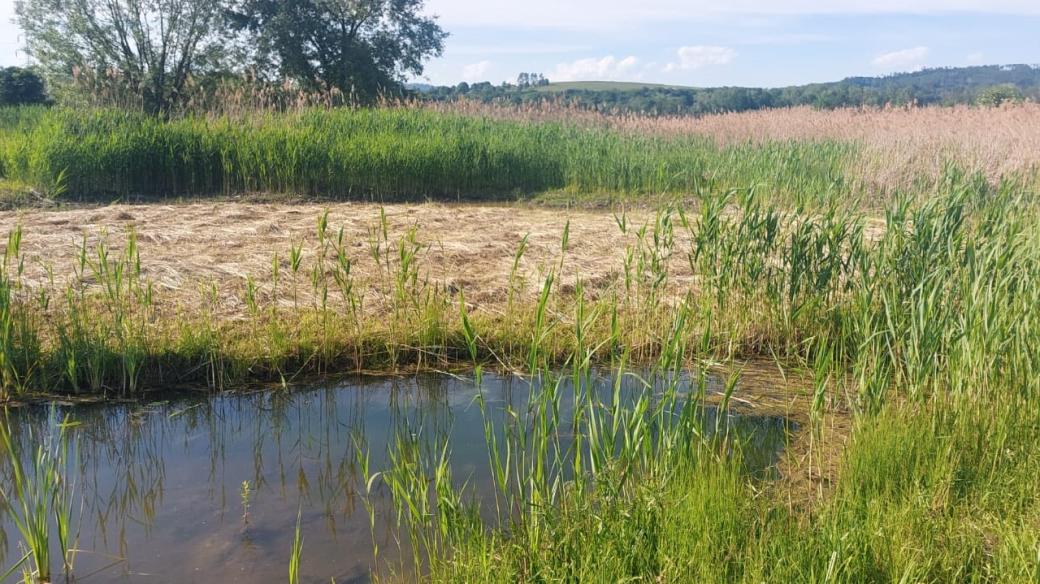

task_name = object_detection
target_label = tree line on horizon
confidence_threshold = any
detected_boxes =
[422,65,1039,115]
[1,0,1036,116]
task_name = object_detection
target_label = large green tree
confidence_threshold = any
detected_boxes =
[15,0,232,113]
[231,0,447,100]
[0,67,49,106]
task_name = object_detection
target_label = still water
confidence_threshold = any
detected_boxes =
[0,370,795,583]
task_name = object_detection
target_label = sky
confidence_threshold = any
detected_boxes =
[2,0,1040,88]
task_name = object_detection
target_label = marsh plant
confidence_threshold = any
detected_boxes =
[0,411,80,583]
[0,133,1034,580]
[356,184,1040,582]
[6,105,1024,208]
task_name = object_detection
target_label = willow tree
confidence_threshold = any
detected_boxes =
[15,0,232,113]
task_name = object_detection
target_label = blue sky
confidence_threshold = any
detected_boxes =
[2,0,1040,88]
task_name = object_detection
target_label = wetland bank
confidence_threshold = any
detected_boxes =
[0,368,797,582]
[0,103,1037,582]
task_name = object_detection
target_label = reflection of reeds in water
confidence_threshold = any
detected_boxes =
[0,173,1038,579]
[367,354,767,581]
[0,411,78,583]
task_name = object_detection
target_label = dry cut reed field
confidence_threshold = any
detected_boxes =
[0,202,691,318]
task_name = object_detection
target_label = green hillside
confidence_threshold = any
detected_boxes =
[532,81,688,92]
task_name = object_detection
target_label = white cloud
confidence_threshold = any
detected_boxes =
[966,51,985,64]
[550,55,641,81]
[871,46,929,71]
[461,60,492,82]
[664,46,737,72]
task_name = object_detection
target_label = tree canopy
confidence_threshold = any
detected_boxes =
[230,0,447,101]
[14,0,446,111]
[975,84,1024,107]
[15,0,232,113]
[0,67,49,106]
[424,65,1040,116]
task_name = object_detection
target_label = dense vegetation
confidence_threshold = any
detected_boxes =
[0,173,1037,583]
[15,0,446,113]
[422,65,1040,115]
[0,68,48,107]
[0,102,1037,583]
[0,106,860,204]
[402,189,1040,582]
[1,0,1036,581]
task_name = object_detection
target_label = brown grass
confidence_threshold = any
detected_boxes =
[624,104,1040,189]
[0,201,695,319]
[430,100,1040,192]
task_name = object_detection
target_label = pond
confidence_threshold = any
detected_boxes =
[0,369,796,583]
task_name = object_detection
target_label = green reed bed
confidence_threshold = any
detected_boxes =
[0,181,1037,581]
[0,176,1031,398]
[358,187,1040,582]
[0,411,78,584]
[0,106,863,204]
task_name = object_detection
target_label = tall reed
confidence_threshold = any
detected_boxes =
[0,411,79,583]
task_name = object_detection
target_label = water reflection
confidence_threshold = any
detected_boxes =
[0,370,795,583]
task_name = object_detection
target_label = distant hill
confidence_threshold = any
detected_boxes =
[421,65,1040,115]
[531,81,686,93]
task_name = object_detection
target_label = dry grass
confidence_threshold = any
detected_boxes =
[0,200,890,325]
[431,100,1040,192]
[0,201,696,319]
[626,104,1040,189]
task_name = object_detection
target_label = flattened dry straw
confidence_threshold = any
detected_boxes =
[0,202,689,319]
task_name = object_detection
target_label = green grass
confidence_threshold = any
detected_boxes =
[361,187,1040,583]
[1,105,1029,210]
[0,410,78,583]
[0,104,1036,582]
[0,106,866,206]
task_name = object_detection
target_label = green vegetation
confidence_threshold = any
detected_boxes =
[0,101,1036,582]
[531,81,686,92]
[16,0,446,113]
[426,64,1040,114]
[228,0,447,102]
[0,0,1034,580]
[364,186,1040,582]
[976,84,1026,106]
[0,68,48,107]
[289,508,304,584]
[0,411,78,583]
[0,105,961,205]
